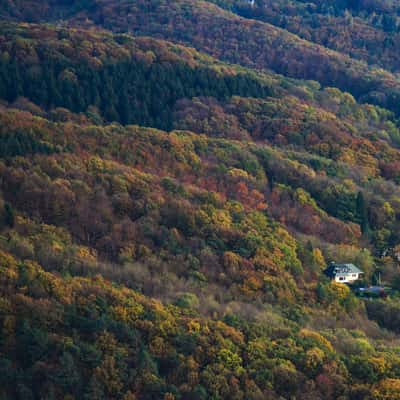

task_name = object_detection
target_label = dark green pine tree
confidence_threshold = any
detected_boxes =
[16,383,34,400]
[138,346,158,374]
[0,60,8,100]
[7,61,23,102]
[4,203,15,228]
[356,191,369,235]
[52,352,80,396]
[45,64,62,108]
[84,375,105,400]
[4,135,22,157]
[118,86,132,125]
[41,384,56,400]
[335,191,357,222]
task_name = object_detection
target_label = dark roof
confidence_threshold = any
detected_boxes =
[358,286,385,293]
[324,263,363,278]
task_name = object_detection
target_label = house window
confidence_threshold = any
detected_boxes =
[352,274,357,277]
[339,277,345,281]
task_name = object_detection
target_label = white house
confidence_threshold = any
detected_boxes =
[324,262,363,284]
[244,0,255,7]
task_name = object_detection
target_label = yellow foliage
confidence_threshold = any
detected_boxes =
[187,320,201,333]
[196,209,212,226]
[217,348,244,374]
[228,168,250,179]
[222,251,242,272]
[299,329,334,353]
[312,248,325,269]
[211,209,232,228]
[369,356,388,376]
[329,281,350,300]
[305,347,325,372]
[382,202,395,221]
[372,378,400,400]
[111,303,144,325]
[294,188,314,206]
[226,201,244,215]
[87,155,104,173]
[0,249,17,271]
[75,246,97,263]
[343,179,356,191]
[159,319,178,337]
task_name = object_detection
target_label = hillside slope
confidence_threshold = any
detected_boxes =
[1,24,400,255]
[209,0,400,73]
[0,98,399,400]
[1,4,400,400]
[3,0,400,115]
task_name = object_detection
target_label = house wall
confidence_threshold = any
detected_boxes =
[335,273,359,283]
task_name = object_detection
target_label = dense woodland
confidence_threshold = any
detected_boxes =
[4,0,400,114]
[1,1,400,399]
[210,0,400,71]
[0,24,273,130]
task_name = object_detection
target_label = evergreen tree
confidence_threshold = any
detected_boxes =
[52,352,80,396]
[16,383,34,400]
[41,384,56,400]
[356,191,370,234]
[84,375,105,400]
[4,203,15,228]
[8,61,22,102]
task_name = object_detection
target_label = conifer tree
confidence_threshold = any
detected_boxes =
[356,191,370,235]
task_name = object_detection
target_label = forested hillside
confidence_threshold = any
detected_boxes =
[1,1,400,399]
[4,0,400,114]
[0,92,400,400]
[210,0,400,72]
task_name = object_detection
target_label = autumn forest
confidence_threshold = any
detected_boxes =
[1,0,400,399]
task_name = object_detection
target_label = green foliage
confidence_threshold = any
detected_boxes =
[0,25,272,131]
[0,130,55,158]
[0,8,400,400]
[3,203,15,228]
[356,191,370,235]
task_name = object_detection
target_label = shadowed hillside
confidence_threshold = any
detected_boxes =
[3,0,400,114]
[1,3,400,399]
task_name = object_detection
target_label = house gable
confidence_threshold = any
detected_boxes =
[324,262,363,283]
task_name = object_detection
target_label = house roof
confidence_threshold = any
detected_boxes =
[324,263,363,278]
[358,286,385,293]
